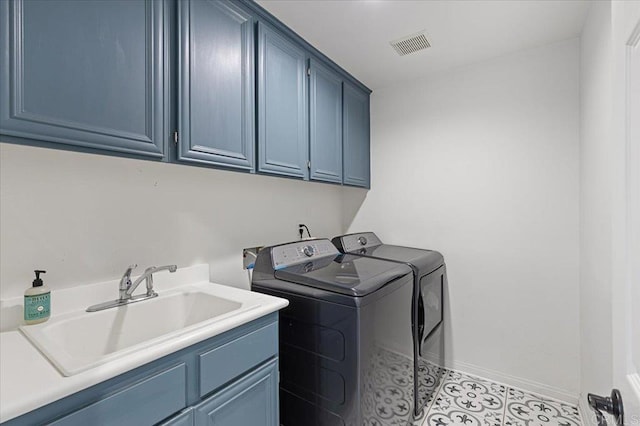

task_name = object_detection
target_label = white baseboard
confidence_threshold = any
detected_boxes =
[441,358,579,405]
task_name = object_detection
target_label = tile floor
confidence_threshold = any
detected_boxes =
[417,370,581,426]
[360,346,580,426]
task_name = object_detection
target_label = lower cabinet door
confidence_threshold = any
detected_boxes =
[50,363,187,426]
[194,359,278,426]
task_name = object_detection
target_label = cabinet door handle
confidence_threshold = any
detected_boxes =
[587,389,624,426]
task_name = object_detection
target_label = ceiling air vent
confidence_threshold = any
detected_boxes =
[390,32,431,56]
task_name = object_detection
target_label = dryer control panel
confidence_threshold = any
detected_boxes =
[338,232,382,252]
[271,239,339,270]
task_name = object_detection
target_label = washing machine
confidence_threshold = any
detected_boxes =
[332,232,447,417]
[251,238,417,426]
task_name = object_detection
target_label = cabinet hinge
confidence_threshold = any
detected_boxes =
[173,131,178,144]
[307,67,311,76]
[307,161,311,169]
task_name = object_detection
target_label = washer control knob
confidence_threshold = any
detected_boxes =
[303,245,315,257]
[358,236,368,246]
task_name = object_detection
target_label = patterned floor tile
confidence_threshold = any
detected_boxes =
[504,388,580,426]
[413,361,448,425]
[445,370,508,406]
[418,358,448,411]
[419,370,581,426]
[440,371,506,414]
[363,347,415,426]
[362,346,452,426]
[425,408,489,426]
[424,371,506,426]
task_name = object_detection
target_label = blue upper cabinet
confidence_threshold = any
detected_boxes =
[257,23,309,179]
[177,0,255,171]
[0,0,166,158]
[343,82,371,188]
[0,0,372,186]
[309,59,343,184]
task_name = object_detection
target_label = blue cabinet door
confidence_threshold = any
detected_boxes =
[50,364,187,426]
[194,359,279,426]
[343,83,371,188]
[309,59,343,184]
[257,23,308,179]
[0,0,166,158]
[177,0,255,171]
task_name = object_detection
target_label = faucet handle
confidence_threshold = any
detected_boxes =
[118,264,137,300]
[120,264,137,289]
[123,264,137,278]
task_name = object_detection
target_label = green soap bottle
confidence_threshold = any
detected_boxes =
[24,270,50,325]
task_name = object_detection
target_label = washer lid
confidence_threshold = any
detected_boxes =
[274,254,412,297]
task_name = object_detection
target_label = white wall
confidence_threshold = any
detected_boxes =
[345,39,581,399]
[578,0,614,415]
[0,143,344,299]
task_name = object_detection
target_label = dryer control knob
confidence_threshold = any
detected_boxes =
[358,236,368,246]
[303,245,315,257]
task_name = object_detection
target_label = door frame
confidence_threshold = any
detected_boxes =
[610,4,640,426]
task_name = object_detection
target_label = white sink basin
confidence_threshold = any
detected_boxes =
[20,288,260,376]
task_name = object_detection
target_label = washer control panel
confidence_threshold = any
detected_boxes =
[339,232,382,252]
[271,239,339,270]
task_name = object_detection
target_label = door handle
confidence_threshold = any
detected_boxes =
[587,389,624,426]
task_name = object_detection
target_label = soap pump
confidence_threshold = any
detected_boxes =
[24,270,50,325]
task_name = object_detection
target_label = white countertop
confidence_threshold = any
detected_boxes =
[0,265,287,423]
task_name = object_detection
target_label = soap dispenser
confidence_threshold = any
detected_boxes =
[24,270,50,325]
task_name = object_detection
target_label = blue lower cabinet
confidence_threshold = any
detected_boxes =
[1,314,279,426]
[194,359,279,426]
[50,364,187,426]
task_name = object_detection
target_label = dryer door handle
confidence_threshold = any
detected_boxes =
[417,292,425,356]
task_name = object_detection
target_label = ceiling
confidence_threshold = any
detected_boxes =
[256,0,591,90]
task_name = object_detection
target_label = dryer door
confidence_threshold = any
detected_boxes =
[418,266,444,356]
[415,265,446,415]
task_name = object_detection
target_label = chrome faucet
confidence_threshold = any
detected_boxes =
[87,264,178,312]
[128,265,177,298]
